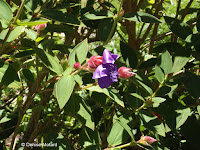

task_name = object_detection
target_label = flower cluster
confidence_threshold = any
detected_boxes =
[73,49,136,88]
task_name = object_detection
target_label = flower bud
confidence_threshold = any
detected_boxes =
[118,67,136,79]
[88,55,103,71]
[73,62,81,70]
[35,23,47,34]
[137,136,157,146]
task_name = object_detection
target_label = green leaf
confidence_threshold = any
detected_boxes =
[114,115,134,141]
[184,72,200,99]
[197,105,200,116]
[197,14,200,32]
[181,117,200,149]
[35,48,63,75]
[132,71,153,95]
[166,103,190,130]
[123,12,162,23]
[79,127,101,147]
[164,16,193,39]
[138,58,157,69]
[41,10,83,26]
[0,61,19,86]
[153,42,183,53]
[16,18,49,26]
[68,38,88,67]
[87,85,125,107]
[22,69,35,83]
[98,18,115,42]
[64,94,94,130]
[107,115,132,146]
[82,10,114,20]
[74,74,83,85]
[159,51,172,75]
[14,49,35,58]
[152,97,166,107]
[0,0,13,22]
[45,131,71,150]
[0,26,25,42]
[120,41,138,68]
[55,75,75,109]
[130,93,145,101]
[139,110,165,136]
[44,24,75,33]
[155,65,164,83]
[25,29,37,40]
[171,48,190,74]
[25,0,38,11]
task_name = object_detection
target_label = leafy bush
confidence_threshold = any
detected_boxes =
[0,0,200,150]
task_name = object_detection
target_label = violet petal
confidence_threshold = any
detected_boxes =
[98,76,113,88]
[92,64,108,79]
[103,49,119,64]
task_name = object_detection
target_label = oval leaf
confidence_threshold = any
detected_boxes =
[55,75,75,109]
[0,0,13,22]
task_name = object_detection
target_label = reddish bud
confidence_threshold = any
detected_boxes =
[35,23,47,34]
[73,62,81,70]
[118,67,136,79]
[137,136,157,146]
[88,55,103,71]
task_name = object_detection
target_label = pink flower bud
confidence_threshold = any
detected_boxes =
[35,23,47,34]
[137,136,157,146]
[118,67,136,79]
[73,62,81,70]
[88,55,103,71]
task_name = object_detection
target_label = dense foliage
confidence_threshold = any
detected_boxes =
[0,0,200,149]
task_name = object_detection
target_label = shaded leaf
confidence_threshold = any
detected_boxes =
[138,110,165,136]
[123,12,161,23]
[184,72,200,99]
[87,85,125,107]
[120,41,138,68]
[82,10,114,20]
[64,94,94,130]
[79,127,101,147]
[165,102,190,130]
[41,10,82,26]
[164,16,193,39]
[107,115,132,146]
[0,61,19,86]
[22,68,35,83]
[98,18,115,42]
[35,48,63,75]
[14,49,35,58]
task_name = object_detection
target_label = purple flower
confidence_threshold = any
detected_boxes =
[92,49,119,88]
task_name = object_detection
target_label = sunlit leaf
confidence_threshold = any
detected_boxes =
[55,75,75,109]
